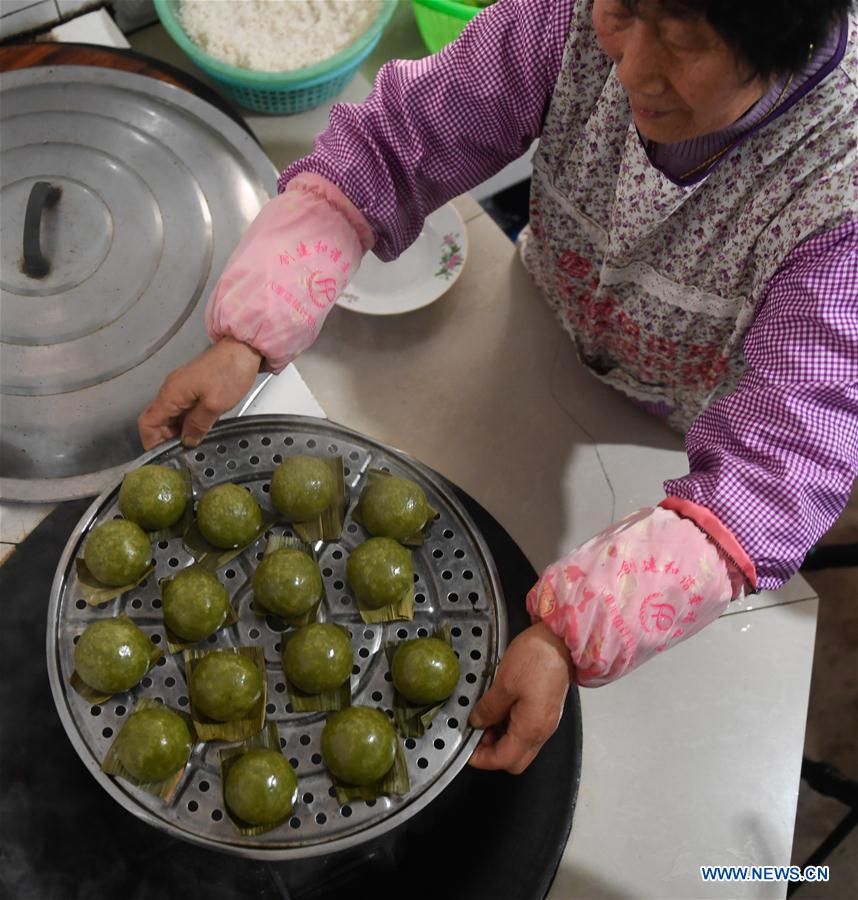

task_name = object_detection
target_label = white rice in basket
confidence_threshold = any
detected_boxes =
[180,0,385,72]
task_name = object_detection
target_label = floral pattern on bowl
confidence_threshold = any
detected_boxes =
[336,203,469,316]
[435,233,464,280]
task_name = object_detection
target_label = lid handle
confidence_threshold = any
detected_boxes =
[22,181,62,279]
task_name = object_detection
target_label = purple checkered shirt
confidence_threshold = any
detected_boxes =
[281,0,858,590]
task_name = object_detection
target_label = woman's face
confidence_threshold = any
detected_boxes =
[593,0,771,143]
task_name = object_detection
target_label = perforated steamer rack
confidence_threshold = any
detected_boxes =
[47,416,508,859]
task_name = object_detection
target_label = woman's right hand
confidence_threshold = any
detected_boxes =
[137,337,262,450]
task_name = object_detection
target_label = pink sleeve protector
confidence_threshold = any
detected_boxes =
[526,507,747,687]
[206,174,374,373]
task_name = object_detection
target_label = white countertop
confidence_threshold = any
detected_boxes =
[1,15,818,898]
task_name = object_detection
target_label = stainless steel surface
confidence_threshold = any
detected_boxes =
[0,66,278,502]
[47,415,508,859]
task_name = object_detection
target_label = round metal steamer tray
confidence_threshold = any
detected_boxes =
[47,416,508,859]
[0,66,277,502]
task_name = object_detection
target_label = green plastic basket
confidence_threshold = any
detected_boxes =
[411,0,484,54]
[154,0,397,115]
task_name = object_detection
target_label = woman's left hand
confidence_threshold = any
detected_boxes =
[468,621,575,774]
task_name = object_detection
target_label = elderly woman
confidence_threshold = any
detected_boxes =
[140,1,857,774]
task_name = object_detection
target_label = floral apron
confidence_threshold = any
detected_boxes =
[519,2,857,431]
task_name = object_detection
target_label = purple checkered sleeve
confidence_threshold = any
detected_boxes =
[665,219,858,591]
[278,0,576,261]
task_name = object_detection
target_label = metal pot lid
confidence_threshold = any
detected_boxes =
[0,66,278,502]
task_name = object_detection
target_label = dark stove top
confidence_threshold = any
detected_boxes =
[0,482,581,900]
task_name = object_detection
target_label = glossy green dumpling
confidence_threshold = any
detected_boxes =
[84,519,151,586]
[253,548,322,619]
[282,623,353,694]
[391,637,460,705]
[346,538,413,610]
[189,651,261,722]
[162,566,230,642]
[118,465,188,531]
[320,706,396,786]
[114,706,192,782]
[196,483,263,549]
[225,749,297,825]
[358,475,430,542]
[74,618,154,694]
[271,455,335,522]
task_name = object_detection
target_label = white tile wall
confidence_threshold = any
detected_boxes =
[1,0,52,14]
[0,0,60,39]
[50,6,129,46]
[0,0,106,39]
[55,0,100,15]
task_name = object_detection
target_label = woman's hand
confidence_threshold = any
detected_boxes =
[137,338,262,450]
[468,621,574,774]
